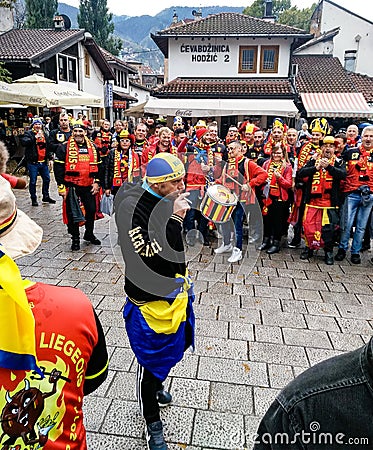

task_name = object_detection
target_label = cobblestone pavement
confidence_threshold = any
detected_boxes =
[13,179,373,450]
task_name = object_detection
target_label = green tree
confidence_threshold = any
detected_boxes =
[278,4,317,31]
[78,0,122,56]
[243,0,291,19]
[0,62,12,83]
[25,0,57,28]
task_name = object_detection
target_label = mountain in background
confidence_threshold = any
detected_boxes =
[58,4,245,71]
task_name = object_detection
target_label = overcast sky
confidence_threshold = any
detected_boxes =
[62,0,373,21]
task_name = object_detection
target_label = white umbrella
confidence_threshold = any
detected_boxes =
[13,74,103,108]
[0,80,32,104]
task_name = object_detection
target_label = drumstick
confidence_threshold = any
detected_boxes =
[225,174,244,188]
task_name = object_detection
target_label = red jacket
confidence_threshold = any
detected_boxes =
[263,159,293,201]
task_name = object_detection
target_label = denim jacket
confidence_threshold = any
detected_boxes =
[254,338,373,449]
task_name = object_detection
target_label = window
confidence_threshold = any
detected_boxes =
[84,51,90,78]
[58,55,67,81]
[58,54,77,82]
[260,45,279,73]
[239,46,257,73]
[68,58,76,83]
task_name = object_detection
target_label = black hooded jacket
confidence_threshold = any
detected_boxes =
[114,182,186,302]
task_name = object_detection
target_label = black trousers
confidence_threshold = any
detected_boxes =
[67,185,96,239]
[136,365,163,424]
[263,199,290,241]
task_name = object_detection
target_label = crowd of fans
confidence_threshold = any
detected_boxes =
[8,110,373,265]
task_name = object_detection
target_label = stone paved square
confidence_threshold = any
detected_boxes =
[12,184,373,449]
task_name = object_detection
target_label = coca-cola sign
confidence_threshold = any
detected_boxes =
[175,109,192,117]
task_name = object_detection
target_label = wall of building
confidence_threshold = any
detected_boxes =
[295,39,334,55]
[168,36,292,80]
[320,2,373,76]
[0,7,13,34]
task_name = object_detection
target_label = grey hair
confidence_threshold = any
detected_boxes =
[362,126,373,137]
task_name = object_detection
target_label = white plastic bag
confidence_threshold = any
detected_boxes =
[100,194,114,216]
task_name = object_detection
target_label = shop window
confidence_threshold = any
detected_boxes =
[58,54,77,82]
[260,45,279,73]
[239,46,257,73]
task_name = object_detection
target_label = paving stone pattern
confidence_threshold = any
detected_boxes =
[14,180,373,449]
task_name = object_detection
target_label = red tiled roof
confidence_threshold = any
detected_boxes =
[157,12,308,36]
[0,29,84,61]
[153,77,294,98]
[99,47,137,74]
[292,55,356,93]
[347,72,373,103]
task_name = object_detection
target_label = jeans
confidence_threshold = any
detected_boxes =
[27,162,50,200]
[339,192,373,254]
[221,202,245,250]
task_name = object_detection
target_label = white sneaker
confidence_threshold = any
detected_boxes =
[228,247,242,263]
[214,243,233,254]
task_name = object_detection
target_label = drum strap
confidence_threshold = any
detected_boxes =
[244,158,251,184]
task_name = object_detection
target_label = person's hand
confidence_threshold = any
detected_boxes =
[320,158,329,169]
[274,170,281,179]
[91,182,100,195]
[214,153,222,162]
[242,183,252,193]
[173,192,191,219]
[105,189,111,197]
[201,163,210,174]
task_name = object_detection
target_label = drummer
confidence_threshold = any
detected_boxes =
[215,140,267,262]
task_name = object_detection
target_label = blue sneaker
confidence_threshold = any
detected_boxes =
[145,421,168,450]
[156,390,172,407]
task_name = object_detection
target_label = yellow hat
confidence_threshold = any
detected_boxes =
[322,135,336,145]
[310,118,329,136]
[146,153,185,184]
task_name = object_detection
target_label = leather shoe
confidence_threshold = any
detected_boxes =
[71,239,80,251]
[31,200,38,206]
[83,234,101,245]
[334,248,346,261]
[42,197,56,204]
[258,237,271,251]
[350,253,361,264]
[267,240,280,254]
[324,251,334,265]
[300,248,313,260]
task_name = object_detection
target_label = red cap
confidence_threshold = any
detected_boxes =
[196,127,208,141]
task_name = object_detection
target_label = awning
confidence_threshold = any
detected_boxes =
[144,97,298,117]
[124,101,147,117]
[113,89,137,102]
[300,92,373,118]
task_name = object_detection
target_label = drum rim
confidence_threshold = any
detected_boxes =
[205,184,238,206]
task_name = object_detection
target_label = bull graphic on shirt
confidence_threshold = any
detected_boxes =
[0,369,62,449]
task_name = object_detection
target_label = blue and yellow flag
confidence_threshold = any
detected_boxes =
[0,246,42,375]
[123,274,195,381]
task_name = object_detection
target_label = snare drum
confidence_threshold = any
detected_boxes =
[200,184,238,223]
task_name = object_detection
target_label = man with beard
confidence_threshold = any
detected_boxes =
[335,126,373,264]
[48,112,72,156]
[298,136,346,264]
[288,118,329,248]
[55,123,103,251]
[92,118,112,167]
[184,127,222,246]
[21,117,55,206]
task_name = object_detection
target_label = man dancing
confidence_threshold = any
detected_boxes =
[115,153,195,450]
